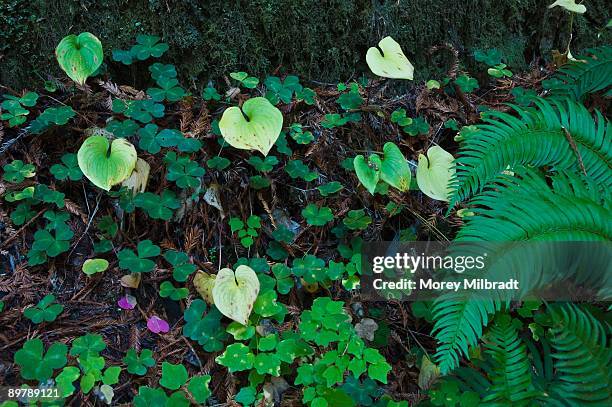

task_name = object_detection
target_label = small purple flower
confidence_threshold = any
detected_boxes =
[118,294,137,310]
[147,315,170,334]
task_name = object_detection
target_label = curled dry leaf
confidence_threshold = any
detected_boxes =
[203,183,225,218]
[120,273,142,289]
[121,157,150,195]
[193,270,216,304]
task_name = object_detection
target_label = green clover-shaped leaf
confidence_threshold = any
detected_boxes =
[159,281,189,300]
[31,227,73,257]
[215,343,254,372]
[23,294,64,323]
[56,366,80,397]
[302,204,333,226]
[160,362,188,390]
[112,99,165,123]
[107,119,140,138]
[285,159,318,181]
[164,152,205,189]
[202,86,221,101]
[343,209,372,230]
[34,184,66,207]
[253,353,281,376]
[2,160,36,183]
[293,255,326,284]
[402,117,430,136]
[182,299,227,352]
[133,386,168,407]
[272,264,294,294]
[133,191,180,220]
[187,375,212,403]
[454,74,479,93]
[248,155,279,172]
[149,63,177,81]
[230,71,260,89]
[112,49,134,65]
[131,35,169,60]
[148,76,186,102]
[317,181,343,197]
[123,348,155,376]
[10,203,36,226]
[50,153,83,181]
[117,239,160,273]
[164,250,197,282]
[14,338,67,381]
[206,156,230,170]
[253,289,285,318]
[70,333,106,357]
[337,88,364,110]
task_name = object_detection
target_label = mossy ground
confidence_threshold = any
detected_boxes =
[1,0,610,90]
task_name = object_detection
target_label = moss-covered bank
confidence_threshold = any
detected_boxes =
[1,0,610,89]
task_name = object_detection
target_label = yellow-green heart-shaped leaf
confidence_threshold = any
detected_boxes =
[354,154,381,194]
[55,32,103,85]
[548,0,586,14]
[82,258,109,276]
[212,265,260,325]
[366,36,414,80]
[416,146,455,202]
[380,142,411,192]
[77,136,137,191]
[219,97,283,156]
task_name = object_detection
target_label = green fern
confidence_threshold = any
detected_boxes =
[432,297,502,374]
[481,314,539,405]
[547,304,611,405]
[545,46,612,100]
[433,170,610,374]
[450,98,611,206]
[457,169,611,242]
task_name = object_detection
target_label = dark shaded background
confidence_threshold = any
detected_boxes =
[1,0,610,89]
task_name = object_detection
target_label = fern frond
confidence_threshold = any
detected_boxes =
[432,297,502,374]
[457,169,611,242]
[433,170,610,375]
[450,98,611,205]
[546,46,612,101]
[482,314,539,405]
[547,303,611,405]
